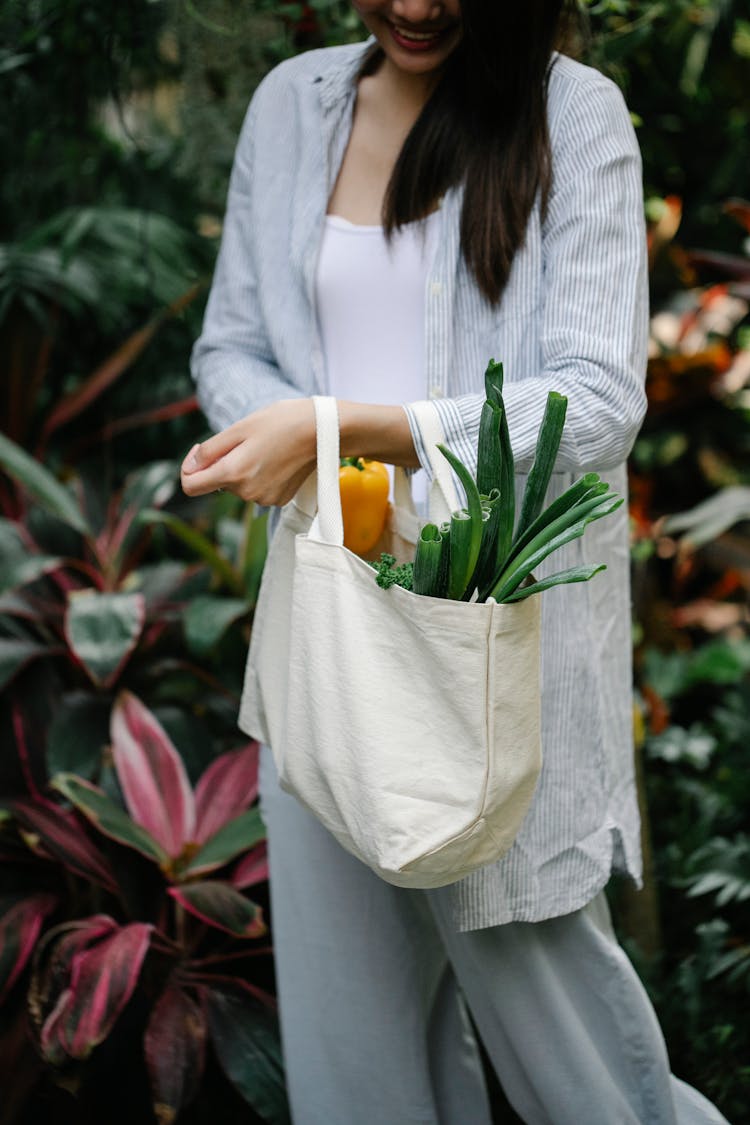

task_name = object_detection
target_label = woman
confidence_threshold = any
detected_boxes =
[182,2,729,1121]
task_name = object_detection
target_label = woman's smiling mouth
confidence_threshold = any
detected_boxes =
[387,21,454,52]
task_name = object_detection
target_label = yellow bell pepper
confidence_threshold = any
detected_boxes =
[339,458,390,555]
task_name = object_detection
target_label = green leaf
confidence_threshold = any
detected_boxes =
[436,444,484,599]
[185,808,265,877]
[0,638,50,691]
[241,507,268,603]
[508,474,604,564]
[0,432,91,536]
[515,392,568,542]
[207,987,290,1125]
[495,403,515,569]
[501,564,607,602]
[51,774,168,865]
[64,590,145,689]
[115,462,180,561]
[469,490,501,595]
[490,494,623,602]
[484,358,504,399]
[412,524,449,598]
[169,882,265,938]
[139,510,242,593]
[0,554,64,594]
[687,639,750,687]
[46,695,111,781]
[183,596,250,659]
[476,399,504,497]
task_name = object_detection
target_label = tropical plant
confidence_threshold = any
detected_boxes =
[0,691,285,1125]
[0,395,267,785]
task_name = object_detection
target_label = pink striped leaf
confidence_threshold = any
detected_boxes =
[144,980,207,1125]
[0,894,57,1004]
[39,921,153,1062]
[168,883,265,939]
[230,842,269,890]
[192,743,259,846]
[111,691,195,858]
[13,799,117,892]
[51,774,168,866]
[30,915,119,1037]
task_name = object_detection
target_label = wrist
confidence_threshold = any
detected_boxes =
[336,400,420,468]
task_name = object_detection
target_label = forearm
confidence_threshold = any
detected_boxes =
[337,401,420,467]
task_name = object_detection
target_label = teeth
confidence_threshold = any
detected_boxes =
[394,26,442,41]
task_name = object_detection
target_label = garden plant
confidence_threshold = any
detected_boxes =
[1,1,749,1121]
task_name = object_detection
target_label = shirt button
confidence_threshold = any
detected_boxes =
[429,280,443,297]
[429,385,444,399]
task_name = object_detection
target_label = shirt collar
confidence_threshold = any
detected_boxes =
[315,39,375,113]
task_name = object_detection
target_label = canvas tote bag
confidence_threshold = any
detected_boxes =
[238,398,460,753]
[239,396,542,889]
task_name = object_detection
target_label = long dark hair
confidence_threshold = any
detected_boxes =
[374,1,585,305]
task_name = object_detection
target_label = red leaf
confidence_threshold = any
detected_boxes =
[0,894,57,1004]
[168,883,265,939]
[13,799,117,892]
[40,921,152,1061]
[685,249,750,283]
[144,981,207,1125]
[723,198,750,235]
[192,743,259,846]
[111,691,195,858]
[230,843,268,890]
[38,285,201,451]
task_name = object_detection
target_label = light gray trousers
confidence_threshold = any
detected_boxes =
[259,746,729,1125]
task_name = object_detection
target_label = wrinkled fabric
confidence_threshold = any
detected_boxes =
[260,745,729,1125]
[191,41,647,928]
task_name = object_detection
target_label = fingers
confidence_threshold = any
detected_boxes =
[180,399,316,505]
[182,427,242,475]
[180,458,231,497]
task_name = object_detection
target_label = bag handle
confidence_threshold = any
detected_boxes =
[308,397,460,546]
[409,399,460,525]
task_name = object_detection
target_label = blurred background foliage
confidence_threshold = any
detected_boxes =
[0,0,749,1122]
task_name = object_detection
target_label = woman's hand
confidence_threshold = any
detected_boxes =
[180,398,316,506]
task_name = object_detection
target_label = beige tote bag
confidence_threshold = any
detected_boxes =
[239,397,542,889]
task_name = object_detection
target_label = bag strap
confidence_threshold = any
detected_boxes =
[409,400,460,524]
[307,396,461,546]
[308,396,344,545]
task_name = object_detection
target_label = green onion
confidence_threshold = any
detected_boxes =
[468,488,501,597]
[373,359,622,606]
[507,473,605,568]
[515,391,568,543]
[489,494,623,602]
[502,564,607,602]
[413,523,449,598]
[437,443,484,599]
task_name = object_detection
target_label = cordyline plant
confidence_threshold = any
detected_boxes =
[0,691,287,1125]
[0,430,267,800]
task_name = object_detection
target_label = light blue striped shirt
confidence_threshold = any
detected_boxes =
[191,41,648,930]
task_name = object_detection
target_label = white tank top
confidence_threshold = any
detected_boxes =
[315,212,440,502]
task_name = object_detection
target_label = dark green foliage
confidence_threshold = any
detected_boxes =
[1,1,748,1119]
[628,669,750,1122]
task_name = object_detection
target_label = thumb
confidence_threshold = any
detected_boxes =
[181,443,202,474]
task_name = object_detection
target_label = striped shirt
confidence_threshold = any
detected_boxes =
[191,41,648,931]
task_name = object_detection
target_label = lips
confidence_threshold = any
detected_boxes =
[388,21,453,53]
